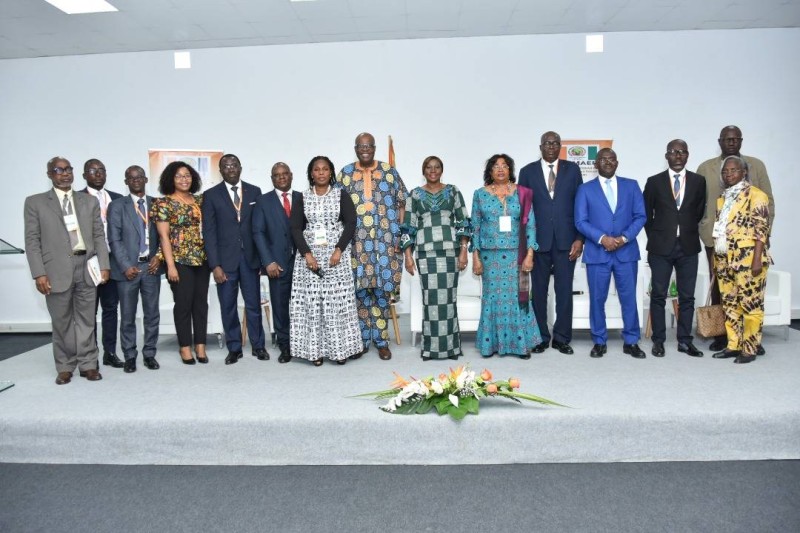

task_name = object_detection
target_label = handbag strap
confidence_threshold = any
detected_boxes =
[705,272,717,306]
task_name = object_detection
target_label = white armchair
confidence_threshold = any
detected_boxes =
[763,269,791,339]
[409,270,482,346]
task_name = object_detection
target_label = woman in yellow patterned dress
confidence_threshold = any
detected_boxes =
[711,155,772,364]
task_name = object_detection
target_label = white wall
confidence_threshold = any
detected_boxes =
[1,28,798,329]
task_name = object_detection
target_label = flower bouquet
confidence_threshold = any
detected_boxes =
[355,366,567,420]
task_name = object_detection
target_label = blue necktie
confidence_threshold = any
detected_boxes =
[673,174,681,208]
[604,179,616,212]
[137,198,147,257]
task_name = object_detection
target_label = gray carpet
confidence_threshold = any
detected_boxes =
[0,333,51,362]
[1,461,798,533]
[1,320,798,465]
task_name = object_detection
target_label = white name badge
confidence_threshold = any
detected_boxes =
[63,214,79,232]
[313,227,328,245]
[498,216,511,232]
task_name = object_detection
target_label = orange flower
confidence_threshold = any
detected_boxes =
[480,369,493,381]
[486,383,498,395]
[390,372,409,389]
[509,378,521,389]
[438,373,448,382]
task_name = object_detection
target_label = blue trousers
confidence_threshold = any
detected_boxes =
[116,265,161,361]
[216,252,264,352]
[586,257,640,345]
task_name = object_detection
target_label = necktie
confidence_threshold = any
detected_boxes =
[62,194,79,250]
[231,185,240,206]
[547,164,556,194]
[604,179,616,212]
[673,174,681,208]
[137,198,148,257]
[282,192,291,218]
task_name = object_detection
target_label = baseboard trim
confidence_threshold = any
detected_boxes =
[0,323,52,333]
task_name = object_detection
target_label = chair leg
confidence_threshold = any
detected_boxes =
[241,310,247,347]
[784,324,790,340]
[262,303,272,335]
[389,303,401,346]
[644,309,652,339]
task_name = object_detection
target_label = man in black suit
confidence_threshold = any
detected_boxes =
[82,158,124,369]
[253,162,300,364]
[643,139,706,357]
[202,154,267,365]
[518,131,584,355]
[107,166,163,373]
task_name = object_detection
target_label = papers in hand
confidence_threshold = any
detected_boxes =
[87,256,102,286]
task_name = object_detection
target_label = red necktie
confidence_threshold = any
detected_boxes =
[282,192,291,217]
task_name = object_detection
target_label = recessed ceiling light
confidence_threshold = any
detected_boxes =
[174,51,191,69]
[44,1,118,15]
[585,34,604,53]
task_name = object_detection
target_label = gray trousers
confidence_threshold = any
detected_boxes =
[117,265,161,361]
[44,255,99,373]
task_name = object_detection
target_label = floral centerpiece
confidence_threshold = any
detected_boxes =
[355,366,566,420]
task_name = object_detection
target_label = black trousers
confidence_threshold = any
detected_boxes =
[649,241,698,344]
[170,262,210,347]
[94,278,119,354]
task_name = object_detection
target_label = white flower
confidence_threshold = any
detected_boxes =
[455,372,467,389]
[430,381,444,395]
[449,394,459,408]
[382,400,397,412]
[394,396,403,408]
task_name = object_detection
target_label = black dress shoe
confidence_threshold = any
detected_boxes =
[123,359,136,373]
[253,348,270,361]
[551,340,574,354]
[278,351,292,363]
[734,354,756,364]
[677,342,704,357]
[143,357,160,370]
[519,352,531,360]
[709,338,727,351]
[623,344,646,359]
[712,349,740,359]
[756,344,766,356]
[225,351,243,365]
[651,342,665,357]
[102,352,124,368]
[531,342,548,354]
[590,344,607,358]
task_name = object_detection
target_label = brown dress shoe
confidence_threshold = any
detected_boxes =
[55,372,72,385]
[80,369,103,381]
[378,347,392,360]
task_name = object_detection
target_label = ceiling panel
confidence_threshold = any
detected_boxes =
[0,0,796,60]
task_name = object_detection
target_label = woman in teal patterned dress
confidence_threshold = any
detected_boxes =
[400,156,470,360]
[471,154,541,358]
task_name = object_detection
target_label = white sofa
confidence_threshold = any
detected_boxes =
[408,270,482,346]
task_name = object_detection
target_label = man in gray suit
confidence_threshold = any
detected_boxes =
[107,165,163,373]
[24,156,110,385]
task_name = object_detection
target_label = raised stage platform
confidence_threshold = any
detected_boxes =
[1,317,798,466]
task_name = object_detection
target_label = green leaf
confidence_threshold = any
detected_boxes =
[349,388,400,399]
[461,396,479,414]
[393,399,423,415]
[497,390,569,407]
[435,397,451,415]
[415,398,434,414]
[447,405,468,420]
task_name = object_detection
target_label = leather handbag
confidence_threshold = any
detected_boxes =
[696,274,726,338]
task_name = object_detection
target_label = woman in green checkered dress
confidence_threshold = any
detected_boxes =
[400,156,471,360]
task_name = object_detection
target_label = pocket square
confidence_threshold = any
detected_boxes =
[249,201,256,205]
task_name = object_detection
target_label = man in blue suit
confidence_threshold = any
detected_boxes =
[575,148,647,358]
[253,162,300,364]
[519,131,584,355]
[202,154,268,365]
[107,165,163,373]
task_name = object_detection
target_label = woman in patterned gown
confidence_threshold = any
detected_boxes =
[289,156,362,366]
[400,156,471,360]
[471,154,542,358]
[711,155,772,364]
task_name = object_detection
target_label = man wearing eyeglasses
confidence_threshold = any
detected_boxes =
[24,157,110,385]
[202,154,267,365]
[643,140,707,358]
[518,131,585,356]
[81,158,124,370]
[336,132,408,361]
[697,126,774,353]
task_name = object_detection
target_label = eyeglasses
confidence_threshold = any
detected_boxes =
[86,168,106,175]
[272,171,291,178]
[492,164,509,170]
[126,175,147,181]
[722,137,743,142]
[542,141,561,147]
[666,149,688,156]
[721,168,744,176]
[221,163,240,169]
[355,144,375,150]
[597,157,617,163]
[175,174,193,180]
[51,166,74,175]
